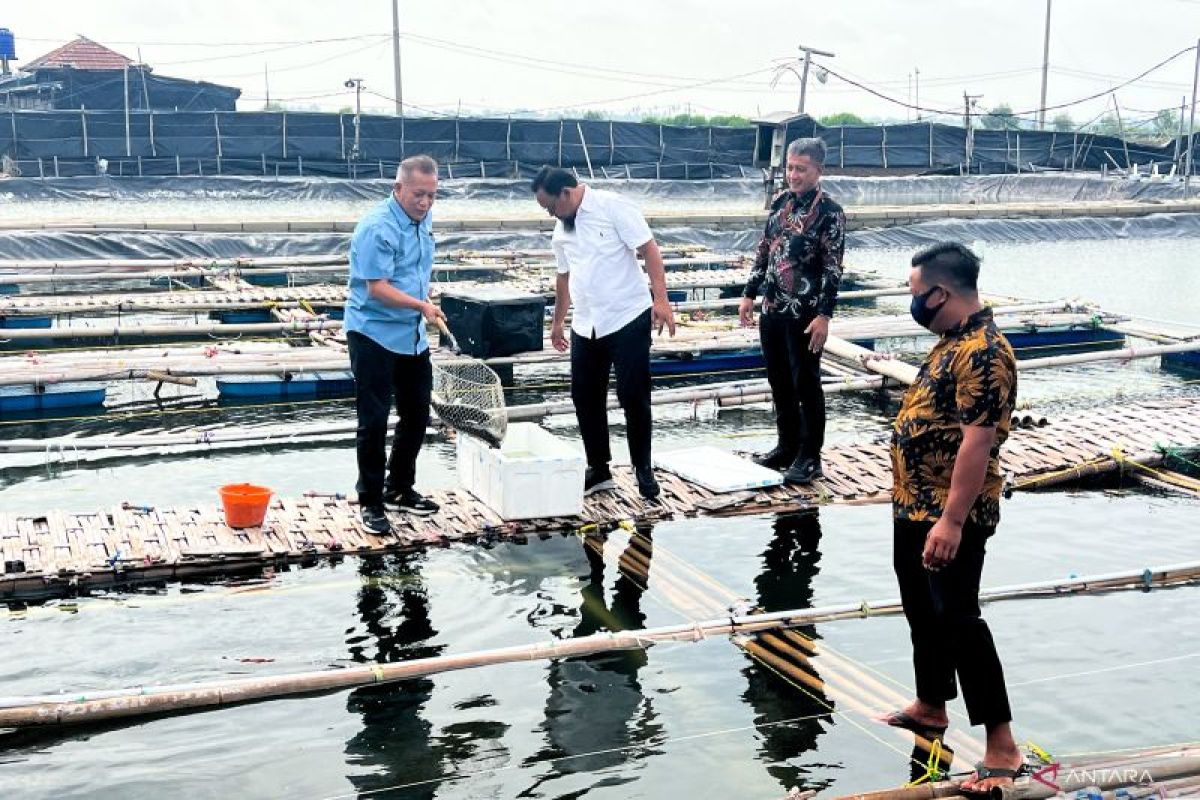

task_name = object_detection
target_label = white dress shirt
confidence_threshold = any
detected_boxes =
[551,186,654,339]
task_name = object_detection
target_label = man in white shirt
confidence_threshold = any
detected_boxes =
[531,167,676,500]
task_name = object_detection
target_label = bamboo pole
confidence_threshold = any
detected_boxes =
[1019,340,1200,371]
[996,753,1200,800]
[0,319,346,342]
[824,335,920,385]
[0,254,738,285]
[0,561,1195,728]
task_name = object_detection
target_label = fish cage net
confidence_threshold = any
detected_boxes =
[431,357,507,447]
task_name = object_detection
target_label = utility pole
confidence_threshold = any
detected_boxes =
[1038,0,1052,129]
[915,67,921,120]
[1175,96,1186,175]
[1186,38,1200,196]
[963,92,982,173]
[391,0,403,118]
[123,64,131,157]
[344,78,364,161]
[797,43,835,115]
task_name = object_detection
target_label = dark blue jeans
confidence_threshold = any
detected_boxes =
[347,331,432,506]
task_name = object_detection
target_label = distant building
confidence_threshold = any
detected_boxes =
[0,35,241,111]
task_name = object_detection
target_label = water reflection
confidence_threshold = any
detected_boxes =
[342,553,458,799]
[519,527,663,795]
[740,511,835,795]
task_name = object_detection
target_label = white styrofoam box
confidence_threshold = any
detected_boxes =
[653,446,784,493]
[457,422,586,520]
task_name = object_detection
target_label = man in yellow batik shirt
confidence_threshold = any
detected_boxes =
[880,242,1028,795]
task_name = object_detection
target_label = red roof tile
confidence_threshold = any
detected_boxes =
[25,36,134,71]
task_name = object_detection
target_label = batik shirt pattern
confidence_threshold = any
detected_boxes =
[743,188,846,319]
[891,308,1018,527]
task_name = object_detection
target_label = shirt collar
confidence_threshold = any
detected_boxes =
[790,187,820,206]
[576,183,595,215]
[387,194,428,229]
[943,306,993,339]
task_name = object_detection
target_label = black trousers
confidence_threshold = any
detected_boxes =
[759,310,825,459]
[571,309,653,469]
[893,517,1013,728]
[347,331,432,506]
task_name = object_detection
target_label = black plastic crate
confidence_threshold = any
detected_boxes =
[440,288,546,358]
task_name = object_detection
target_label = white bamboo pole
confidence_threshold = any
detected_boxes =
[0,288,917,344]
[0,560,1195,728]
[1019,340,1200,371]
[0,319,344,342]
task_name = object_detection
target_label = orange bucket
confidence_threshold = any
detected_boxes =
[219,483,273,528]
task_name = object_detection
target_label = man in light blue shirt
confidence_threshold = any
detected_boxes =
[345,154,445,535]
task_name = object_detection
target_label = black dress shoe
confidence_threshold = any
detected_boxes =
[634,465,660,500]
[783,456,823,485]
[360,504,392,535]
[753,445,797,471]
[584,465,616,496]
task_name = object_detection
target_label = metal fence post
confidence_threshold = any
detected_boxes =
[80,109,88,158]
[282,110,288,159]
[609,121,615,166]
[214,112,223,159]
[881,124,888,169]
[339,113,345,160]
[557,119,564,166]
[929,122,934,168]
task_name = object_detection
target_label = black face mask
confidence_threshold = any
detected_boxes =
[910,286,946,330]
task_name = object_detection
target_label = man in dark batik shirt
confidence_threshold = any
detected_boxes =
[739,137,845,484]
[880,241,1026,795]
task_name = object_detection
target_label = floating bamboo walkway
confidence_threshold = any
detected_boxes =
[0,305,1121,388]
[831,744,1200,800]
[0,267,769,318]
[2,397,1196,601]
[2,559,1195,732]
[5,198,1199,233]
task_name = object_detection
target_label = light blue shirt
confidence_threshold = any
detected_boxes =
[344,194,434,355]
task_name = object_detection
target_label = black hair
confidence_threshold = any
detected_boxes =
[911,241,980,293]
[530,166,578,196]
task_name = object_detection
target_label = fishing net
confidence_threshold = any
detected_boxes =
[431,324,507,447]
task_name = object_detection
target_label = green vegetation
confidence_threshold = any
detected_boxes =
[818,112,865,126]
[981,103,1020,130]
[639,112,752,127]
[1051,112,1074,132]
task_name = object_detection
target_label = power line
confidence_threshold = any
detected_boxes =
[198,39,391,81]
[152,35,389,67]
[1010,44,1198,115]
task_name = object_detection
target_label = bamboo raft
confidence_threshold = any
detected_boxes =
[0,267,771,317]
[5,197,1200,234]
[3,397,1196,602]
[0,306,1121,388]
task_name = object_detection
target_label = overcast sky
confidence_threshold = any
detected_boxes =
[3,1,1199,127]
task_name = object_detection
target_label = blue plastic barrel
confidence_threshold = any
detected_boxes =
[0,29,16,61]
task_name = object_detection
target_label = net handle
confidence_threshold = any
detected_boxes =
[434,317,461,355]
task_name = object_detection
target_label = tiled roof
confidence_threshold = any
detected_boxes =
[25,36,135,71]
